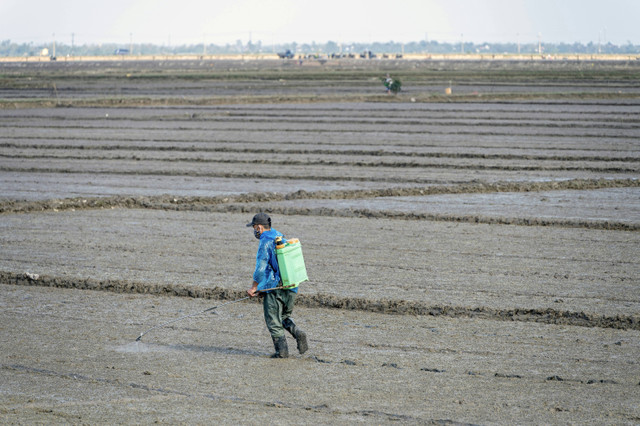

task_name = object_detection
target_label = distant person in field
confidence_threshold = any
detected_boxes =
[384,73,393,94]
[247,213,308,358]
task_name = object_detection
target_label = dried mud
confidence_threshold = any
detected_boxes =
[1,59,639,424]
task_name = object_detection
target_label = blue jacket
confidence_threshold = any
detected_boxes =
[253,228,299,293]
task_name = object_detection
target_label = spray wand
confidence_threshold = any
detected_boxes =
[135,285,292,342]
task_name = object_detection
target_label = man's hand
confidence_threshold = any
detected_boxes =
[247,282,259,297]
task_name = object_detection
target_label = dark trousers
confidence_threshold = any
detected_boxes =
[263,289,296,338]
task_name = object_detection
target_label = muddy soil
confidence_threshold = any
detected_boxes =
[2,58,640,102]
[1,209,638,321]
[1,284,639,424]
[2,102,639,199]
[1,59,639,424]
[255,187,640,225]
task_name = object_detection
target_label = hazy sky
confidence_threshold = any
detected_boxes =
[1,0,638,46]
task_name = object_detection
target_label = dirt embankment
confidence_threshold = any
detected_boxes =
[1,178,638,231]
[3,271,637,331]
[2,141,639,164]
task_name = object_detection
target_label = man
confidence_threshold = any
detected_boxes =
[247,212,308,358]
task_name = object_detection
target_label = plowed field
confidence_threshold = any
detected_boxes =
[1,58,639,424]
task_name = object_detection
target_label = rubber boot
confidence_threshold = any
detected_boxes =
[270,335,289,358]
[283,318,308,354]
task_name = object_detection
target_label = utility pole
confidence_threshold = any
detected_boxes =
[71,33,74,56]
[460,33,464,53]
[538,33,542,55]
[52,33,56,58]
[517,33,520,54]
[598,30,601,54]
[130,33,133,55]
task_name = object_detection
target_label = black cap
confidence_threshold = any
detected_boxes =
[246,212,271,227]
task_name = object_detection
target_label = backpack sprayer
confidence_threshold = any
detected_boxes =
[274,236,308,288]
[135,237,308,342]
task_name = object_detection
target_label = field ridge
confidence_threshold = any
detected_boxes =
[3,271,638,331]
[1,178,637,231]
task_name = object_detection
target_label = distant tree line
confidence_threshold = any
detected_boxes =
[1,38,638,57]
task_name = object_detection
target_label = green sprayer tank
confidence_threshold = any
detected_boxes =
[275,237,309,288]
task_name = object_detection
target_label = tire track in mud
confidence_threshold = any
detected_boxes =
[3,361,633,420]
[4,110,640,127]
[2,364,635,425]
[3,122,639,138]
[5,114,640,125]
[0,364,434,424]
[3,136,636,153]
[2,144,638,163]
[0,166,437,184]
[4,93,640,110]
[2,154,637,173]
[2,272,638,331]
[5,102,640,113]
[1,178,638,231]
[198,110,640,122]
[5,127,636,140]
[4,116,640,129]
